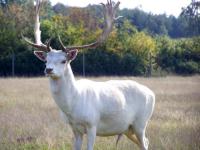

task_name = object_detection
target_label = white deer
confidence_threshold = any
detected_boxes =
[23,0,155,150]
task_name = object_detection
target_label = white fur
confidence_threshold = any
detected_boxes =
[40,50,155,150]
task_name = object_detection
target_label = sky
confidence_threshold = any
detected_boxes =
[50,0,190,17]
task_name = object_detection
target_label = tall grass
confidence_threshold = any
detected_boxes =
[0,76,199,150]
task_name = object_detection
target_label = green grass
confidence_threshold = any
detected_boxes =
[0,76,200,150]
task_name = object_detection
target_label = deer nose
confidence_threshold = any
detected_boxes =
[45,68,53,74]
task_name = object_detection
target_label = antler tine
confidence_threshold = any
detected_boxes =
[58,35,67,52]
[46,38,52,51]
[59,36,99,52]
[60,1,121,52]
[23,0,52,52]
[22,35,50,52]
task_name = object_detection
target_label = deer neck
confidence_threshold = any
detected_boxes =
[49,64,78,113]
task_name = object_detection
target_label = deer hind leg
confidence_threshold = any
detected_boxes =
[73,130,83,150]
[134,123,149,150]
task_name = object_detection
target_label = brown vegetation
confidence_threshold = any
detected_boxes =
[0,76,199,150]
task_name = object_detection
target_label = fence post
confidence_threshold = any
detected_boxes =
[12,52,15,77]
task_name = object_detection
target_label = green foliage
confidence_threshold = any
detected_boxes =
[156,36,200,74]
[0,1,199,76]
[126,32,156,75]
[176,61,199,74]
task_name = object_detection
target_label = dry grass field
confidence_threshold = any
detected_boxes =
[0,76,200,150]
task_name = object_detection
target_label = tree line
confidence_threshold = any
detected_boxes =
[0,0,199,76]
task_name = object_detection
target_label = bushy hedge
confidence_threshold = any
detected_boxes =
[156,36,200,75]
[1,36,199,77]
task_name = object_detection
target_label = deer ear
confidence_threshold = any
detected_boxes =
[34,51,47,62]
[67,49,78,62]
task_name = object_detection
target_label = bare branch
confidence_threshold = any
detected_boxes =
[34,0,42,45]
[23,0,52,52]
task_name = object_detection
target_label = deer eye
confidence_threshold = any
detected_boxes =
[61,60,66,64]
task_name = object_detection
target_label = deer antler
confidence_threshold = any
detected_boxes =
[59,0,121,52]
[23,0,52,52]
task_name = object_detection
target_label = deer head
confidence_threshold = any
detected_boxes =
[23,0,120,79]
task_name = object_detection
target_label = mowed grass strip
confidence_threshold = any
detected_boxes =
[0,76,199,150]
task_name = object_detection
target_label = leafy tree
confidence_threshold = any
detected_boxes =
[120,8,148,31]
[181,0,200,36]
[53,3,69,16]
[0,0,199,76]
[121,32,156,75]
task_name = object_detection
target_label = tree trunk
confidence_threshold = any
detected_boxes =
[147,52,152,77]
